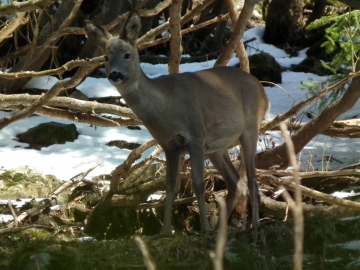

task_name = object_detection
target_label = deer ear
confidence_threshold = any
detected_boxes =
[84,20,112,49]
[123,11,142,42]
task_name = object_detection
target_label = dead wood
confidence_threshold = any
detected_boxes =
[260,192,360,219]
[168,0,183,74]
[224,0,249,72]
[279,122,303,269]
[0,0,58,16]
[260,70,360,134]
[260,174,360,210]
[215,0,258,67]
[110,139,159,193]
[0,0,83,94]
[138,0,216,44]
[0,11,27,43]
[258,62,360,170]
[0,224,54,236]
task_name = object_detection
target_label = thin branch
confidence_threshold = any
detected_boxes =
[7,200,18,227]
[0,0,58,16]
[168,0,183,74]
[138,0,216,44]
[209,198,227,270]
[280,122,303,270]
[134,236,156,270]
[110,139,158,193]
[224,0,249,71]
[139,12,231,50]
[35,106,141,127]
[0,93,138,120]
[0,56,106,79]
[0,57,95,130]
[0,12,27,43]
[215,0,258,67]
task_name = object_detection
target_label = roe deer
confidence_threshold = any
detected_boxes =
[85,11,269,235]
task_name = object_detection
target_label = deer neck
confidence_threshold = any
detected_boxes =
[119,69,164,123]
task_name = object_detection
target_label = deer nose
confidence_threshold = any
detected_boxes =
[108,71,124,82]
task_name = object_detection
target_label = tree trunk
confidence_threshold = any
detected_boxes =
[263,0,304,47]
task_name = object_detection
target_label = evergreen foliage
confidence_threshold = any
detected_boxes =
[301,10,360,111]
[306,10,360,72]
[299,75,348,111]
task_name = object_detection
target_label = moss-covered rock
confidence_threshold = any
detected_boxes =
[17,121,79,149]
[0,167,61,199]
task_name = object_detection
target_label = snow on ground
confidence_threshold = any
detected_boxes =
[1,26,360,182]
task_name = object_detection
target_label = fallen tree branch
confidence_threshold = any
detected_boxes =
[257,168,360,180]
[110,139,158,193]
[260,192,360,219]
[260,71,360,133]
[0,224,54,236]
[0,56,106,79]
[261,174,360,209]
[0,93,138,120]
[273,119,360,138]
[0,0,57,16]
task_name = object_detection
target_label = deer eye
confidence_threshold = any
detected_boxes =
[124,53,131,60]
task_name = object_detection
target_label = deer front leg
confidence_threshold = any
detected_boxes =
[160,151,181,236]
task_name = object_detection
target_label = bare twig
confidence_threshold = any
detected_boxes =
[138,0,216,44]
[7,200,18,227]
[111,139,158,193]
[215,0,258,67]
[209,198,227,270]
[0,93,138,119]
[139,0,171,17]
[134,236,156,270]
[263,174,360,209]
[139,12,232,50]
[0,56,106,79]
[279,122,303,270]
[168,0,183,74]
[122,146,164,192]
[0,0,57,16]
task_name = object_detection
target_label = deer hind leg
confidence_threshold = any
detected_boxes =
[240,130,260,228]
[208,149,240,223]
[160,151,181,236]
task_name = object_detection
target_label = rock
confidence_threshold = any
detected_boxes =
[17,121,79,149]
[0,167,61,199]
[249,52,282,85]
[292,56,333,75]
